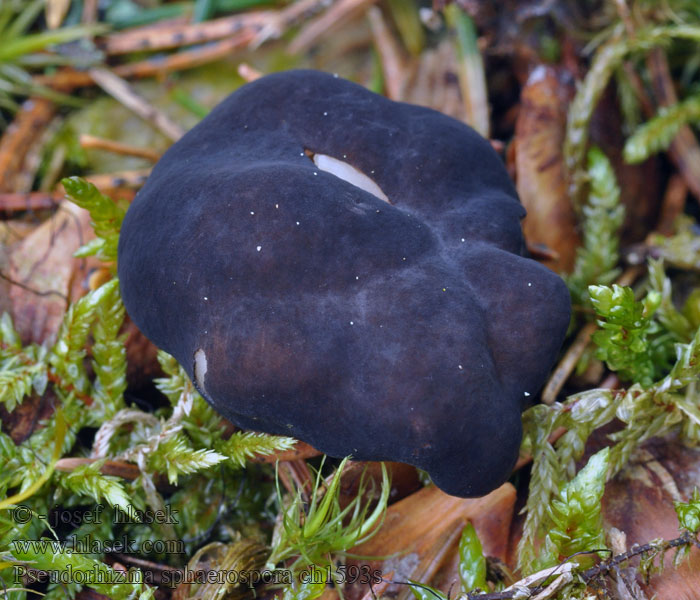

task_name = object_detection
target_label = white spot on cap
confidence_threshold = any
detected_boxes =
[256,245,262,252]
[524,391,531,397]
[350,321,354,325]
[194,349,208,395]
[312,153,390,203]
[528,282,532,287]
[458,365,463,370]
[250,211,255,215]
[203,296,208,301]
[275,203,279,208]
[461,238,465,243]
[323,111,328,116]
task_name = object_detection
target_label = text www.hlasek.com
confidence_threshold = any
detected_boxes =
[11,536,184,556]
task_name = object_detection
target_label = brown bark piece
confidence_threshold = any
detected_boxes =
[514,65,579,273]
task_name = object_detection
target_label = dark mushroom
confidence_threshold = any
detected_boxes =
[117,69,571,498]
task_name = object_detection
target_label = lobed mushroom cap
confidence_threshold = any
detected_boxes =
[117,69,571,497]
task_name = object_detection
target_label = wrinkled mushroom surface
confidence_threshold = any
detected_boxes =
[118,69,571,497]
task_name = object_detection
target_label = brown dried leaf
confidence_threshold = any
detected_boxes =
[514,65,579,273]
[602,439,700,599]
[8,200,98,344]
[346,483,516,600]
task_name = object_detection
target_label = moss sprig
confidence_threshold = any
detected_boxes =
[624,92,700,162]
[62,176,127,264]
[519,325,700,571]
[565,148,625,308]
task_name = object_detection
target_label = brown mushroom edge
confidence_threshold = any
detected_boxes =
[117,69,571,498]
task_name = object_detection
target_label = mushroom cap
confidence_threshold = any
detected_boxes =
[118,69,571,497]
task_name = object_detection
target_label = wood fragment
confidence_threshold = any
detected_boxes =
[367,5,408,101]
[80,134,162,162]
[89,68,184,142]
[0,98,55,192]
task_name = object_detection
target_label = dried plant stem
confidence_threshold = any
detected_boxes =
[100,12,270,55]
[0,191,61,212]
[445,4,489,138]
[89,67,184,142]
[56,169,152,192]
[80,134,162,162]
[289,0,377,55]
[541,322,598,405]
[367,5,407,101]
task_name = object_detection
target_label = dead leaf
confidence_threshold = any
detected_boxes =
[514,65,579,273]
[8,201,98,345]
[345,483,516,600]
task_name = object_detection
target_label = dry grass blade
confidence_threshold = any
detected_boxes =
[444,4,489,138]
[367,5,408,100]
[89,67,184,142]
[80,134,162,162]
[289,0,378,55]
